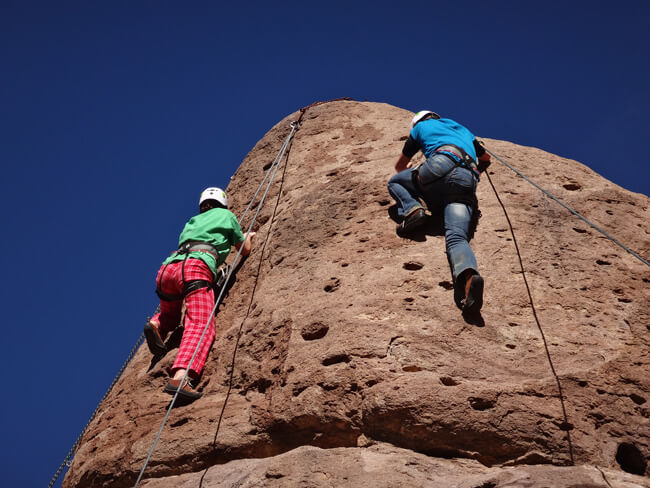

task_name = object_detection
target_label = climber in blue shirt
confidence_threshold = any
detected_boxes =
[387,110,491,316]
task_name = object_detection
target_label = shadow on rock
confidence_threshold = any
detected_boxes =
[462,310,485,327]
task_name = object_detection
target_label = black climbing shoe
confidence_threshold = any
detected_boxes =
[144,320,167,356]
[164,377,202,401]
[462,274,484,315]
[397,207,427,235]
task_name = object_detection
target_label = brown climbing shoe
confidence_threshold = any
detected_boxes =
[164,377,202,401]
[144,320,167,356]
[462,274,484,315]
[397,207,427,234]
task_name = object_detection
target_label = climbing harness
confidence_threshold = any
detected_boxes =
[133,116,303,488]
[434,144,480,178]
[485,147,649,267]
[155,241,223,302]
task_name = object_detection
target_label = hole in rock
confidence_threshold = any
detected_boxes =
[596,260,611,266]
[403,261,424,271]
[403,297,414,303]
[326,171,338,177]
[572,227,587,233]
[251,378,273,394]
[630,393,646,405]
[324,278,340,293]
[322,353,351,366]
[341,262,349,267]
[578,381,588,387]
[402,365,422,372]
[563,183,581,191]
[440,376,459,386]
[378,199,391,206]
[301,322,329,341]
[171,418,189,428]
[469,397,495,410]
[438,281,453,290]
[506,344,516,349]
[265,469,285,479]
[263,161,273,171]
[618,298,632,303]
[615,442,646,475]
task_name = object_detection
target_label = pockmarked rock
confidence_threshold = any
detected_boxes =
[63,101,650,487]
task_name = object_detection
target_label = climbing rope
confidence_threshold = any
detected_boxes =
[485,148,649,267]
[485,170,575,464]
[47,328,147,488]
[50,98,352,487]
[206,113,297,484]
[133,120,301,487]
[293,97,352,125]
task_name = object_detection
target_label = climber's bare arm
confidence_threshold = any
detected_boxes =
[395,154,412,172]
[235,232,256,257]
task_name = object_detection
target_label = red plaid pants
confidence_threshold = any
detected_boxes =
[151,258,216,378]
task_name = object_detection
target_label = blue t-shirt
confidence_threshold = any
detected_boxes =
[410,118,477,160]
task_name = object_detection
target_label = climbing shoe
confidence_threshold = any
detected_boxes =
[164,377,202,401]
[144,320,167,356]
[462,274,484,315]
[397,207,427,235]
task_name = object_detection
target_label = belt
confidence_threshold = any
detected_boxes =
[177,241,219,256]
[434,144,480,178]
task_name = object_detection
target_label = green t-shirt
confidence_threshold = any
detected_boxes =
[162,208,245,276]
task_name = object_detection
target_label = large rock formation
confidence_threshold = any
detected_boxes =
[64,101,650,487]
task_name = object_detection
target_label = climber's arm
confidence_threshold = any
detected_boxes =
[396,135,420,172]
[395,153,412,172]
[235,232,256,257]
[474,139,491,172]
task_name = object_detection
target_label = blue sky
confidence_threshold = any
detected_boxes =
[1,2,649,486]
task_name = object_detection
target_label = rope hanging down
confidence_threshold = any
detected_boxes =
[485,170,575,465]
[485,148,649,267]
[133,120,300,488]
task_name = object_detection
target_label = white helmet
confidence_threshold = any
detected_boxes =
[410,110,440,129]
[199,187,228,208]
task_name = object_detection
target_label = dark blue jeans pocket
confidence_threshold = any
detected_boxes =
[418,154,456,186]
[446,167,477,193]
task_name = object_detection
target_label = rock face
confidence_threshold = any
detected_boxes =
[63,101,650,487]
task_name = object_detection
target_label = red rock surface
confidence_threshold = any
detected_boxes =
[63,101,650,487]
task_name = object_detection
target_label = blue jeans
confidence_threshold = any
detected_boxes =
[387,167,422,219]
[387,153,479,280]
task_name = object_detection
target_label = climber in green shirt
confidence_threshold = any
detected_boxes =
[145,187,255,401]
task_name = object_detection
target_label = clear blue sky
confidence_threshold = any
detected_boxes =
[1,2,648,486]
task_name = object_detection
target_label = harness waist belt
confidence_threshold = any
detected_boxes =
[435,144,480,177]
[177,241,219,256]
